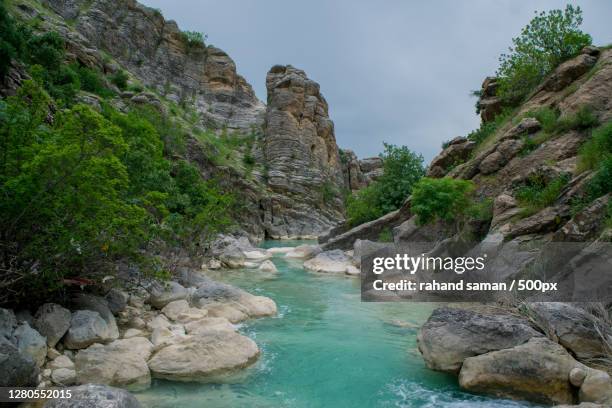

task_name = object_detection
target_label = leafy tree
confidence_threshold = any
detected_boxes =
[411,177,475,225]
[496,5,591,105]
[376,143,425,214]
[346,144,424,226]
[0,84,150,302]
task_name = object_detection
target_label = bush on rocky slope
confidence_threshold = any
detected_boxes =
[496,5,592,106]
[410,177,475,225]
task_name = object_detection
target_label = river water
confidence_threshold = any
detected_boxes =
[137,240,536,408]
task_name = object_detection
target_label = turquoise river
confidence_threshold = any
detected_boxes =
[137,241,537,408]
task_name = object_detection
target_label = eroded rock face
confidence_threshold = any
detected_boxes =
[541,53,598,92]
[41,0,265,130]
[478,77,502,122]
[417,307,542,374]
[340,150,384,190]
[527,302,611,361]
[427,137,476,178]
[263,65,345,238]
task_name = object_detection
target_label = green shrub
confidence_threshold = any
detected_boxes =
[76,65,114,97]
[378,227,393,243]
[319,180,337,205]
[376,143,425,213]
[578,122,612,172]
[181,31,206,48]
[516,174,570,216]
[496,5,591,105]
[525,107,559,133]
[0,79,235,305]
[411,177,475,225]
[243,152,255,166]
[519,107,599,157]
[46,65,80,104]
[26,32,64,72]
[556,106,598,133]
[346,184,384,227]
[467,198,494,222]
[110,70,129,90]
[0,87,148,303]
[586,157,612,199]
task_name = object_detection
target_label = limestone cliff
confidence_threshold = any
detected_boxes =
[41,0,265,130]
[341,150,383,191]
[260,65,345,238]
[9,0,366,240]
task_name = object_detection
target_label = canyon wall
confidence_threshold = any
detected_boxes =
[30,0,365,239]
[42,0,265,130]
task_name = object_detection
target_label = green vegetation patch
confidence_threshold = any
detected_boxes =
[411,177,475,225]
[515,174,570,217]
[346,143,424,227]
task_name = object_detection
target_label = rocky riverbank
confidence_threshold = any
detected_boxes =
[0,262,276,394]
[418,305,612,406]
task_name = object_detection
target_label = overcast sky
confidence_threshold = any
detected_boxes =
[141,1,611,162]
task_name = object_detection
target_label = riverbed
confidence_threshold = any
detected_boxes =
[137,241,535,408]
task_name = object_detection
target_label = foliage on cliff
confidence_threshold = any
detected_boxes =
[0,3,235,305]
[495,5,591,106]
[411,178,476,225]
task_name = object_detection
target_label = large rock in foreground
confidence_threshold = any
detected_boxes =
[75,337,153,391]
[42,384,143,408]
[147,331,259,381]
[417,307,542,373]
[458,337,578,405]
